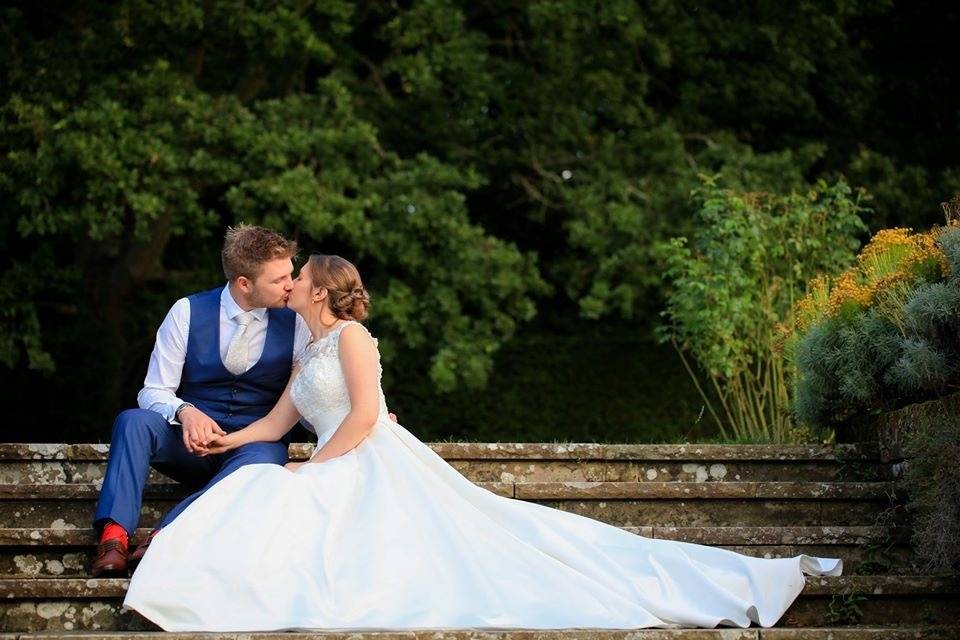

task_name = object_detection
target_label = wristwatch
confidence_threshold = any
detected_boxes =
[174,402,195,422]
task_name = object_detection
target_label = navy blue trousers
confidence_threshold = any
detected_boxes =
[93,408,288,535]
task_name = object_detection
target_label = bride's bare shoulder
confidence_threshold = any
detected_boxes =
[338,321,378,350]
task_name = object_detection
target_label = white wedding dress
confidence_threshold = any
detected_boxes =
[123,320,842,631]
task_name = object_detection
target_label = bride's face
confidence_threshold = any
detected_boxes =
[287,266,320,314]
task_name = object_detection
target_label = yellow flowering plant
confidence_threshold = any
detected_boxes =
[787,218,960,429]
[786,226,951,341]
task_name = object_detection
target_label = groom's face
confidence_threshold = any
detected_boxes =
[247,257,295,309]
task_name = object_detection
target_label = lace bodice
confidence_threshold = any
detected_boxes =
[290,320,389,439]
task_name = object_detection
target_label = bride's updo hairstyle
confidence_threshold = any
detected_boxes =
[306,254,370,321]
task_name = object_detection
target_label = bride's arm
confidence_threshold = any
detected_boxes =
[308,323,380,464]
[202,363,303,453]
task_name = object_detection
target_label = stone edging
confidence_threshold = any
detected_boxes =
[839,390,960,462]
[0,442,881,462]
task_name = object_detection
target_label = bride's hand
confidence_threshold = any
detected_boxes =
[284,461,306,472]
[200,433,235,456]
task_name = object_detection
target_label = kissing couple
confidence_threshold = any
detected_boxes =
[94,224,841,631]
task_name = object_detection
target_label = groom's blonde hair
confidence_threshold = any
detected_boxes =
[222,223,298,281]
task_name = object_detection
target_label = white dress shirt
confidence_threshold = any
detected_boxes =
[137,284,312,423]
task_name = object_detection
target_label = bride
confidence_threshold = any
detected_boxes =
[122,253,842,631]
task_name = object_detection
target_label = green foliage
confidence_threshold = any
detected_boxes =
[1,1,958,439]
[825,591,866,625]
[792,311,902,426]
[358,0,897,322]
[886,337,952,394]
[884,280,960,395]
[0,5,546,400]
[657,178,867,441]
[902,282,960,337]
[388,323,708,444]
[846,149,960,231]
[791,234,960,428]
[937,226,960,279]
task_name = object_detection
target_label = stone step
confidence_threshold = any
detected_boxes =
[1,575,957,631]
[0,443,890,485]
[0,526,915,578]
[0,481,904,529]
[4,629,960,640]
[0,481,903,500]
[5,631,960,640]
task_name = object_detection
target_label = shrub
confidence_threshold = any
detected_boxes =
[658,177,867,442]
[788,222,960,428]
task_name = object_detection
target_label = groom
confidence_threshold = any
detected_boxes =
[91,224,312,577]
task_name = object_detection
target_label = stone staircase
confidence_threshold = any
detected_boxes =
[0,442,957,638]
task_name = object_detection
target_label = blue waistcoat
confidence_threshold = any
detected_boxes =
[179,286,295,439]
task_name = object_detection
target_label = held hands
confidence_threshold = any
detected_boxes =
[189,411,399,462]
[199,432,237,457]
[179,406,227,455]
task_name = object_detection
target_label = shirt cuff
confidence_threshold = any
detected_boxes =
[159,400,186,425]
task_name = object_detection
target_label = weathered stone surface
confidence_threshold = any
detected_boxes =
[840,389,960,461]
[8,629,960,640]
[639,526,910,545]
[0,530,152,546]
[761,628,960,639]
[540,500,897,528]
[447,460,888,483]
[0,525,909,547]
[776,596,960,627]
[0,600,154,631]
[428,443,881,462]
[0,463,179,487]
[0,482,513,500]
[756,482,900,500]
[514,482,899,500]
[712,545,914,570]
[1,575,954,599]
[0,461,891,487]
[0,445,72,461]
[0,578,130,598]
[0,552,89,578]
[0,443,881,462]
[0,525,916,577]
[0,496,899,531]
[0,544,915,579]
[0,481,897,501]
[0,576,956,631]
[819,502,906,527]
[0,527,913,578]
[0,485,184,500]
[0,619,757,637]
[0,502,169,531]
[799,574,960,597]
[1,441,954,635]
[759,625,960,640]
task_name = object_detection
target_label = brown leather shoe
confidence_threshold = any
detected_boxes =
[91,539,128,577]
[127,530,158,572]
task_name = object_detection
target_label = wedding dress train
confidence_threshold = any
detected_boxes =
[123,321,841,631]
